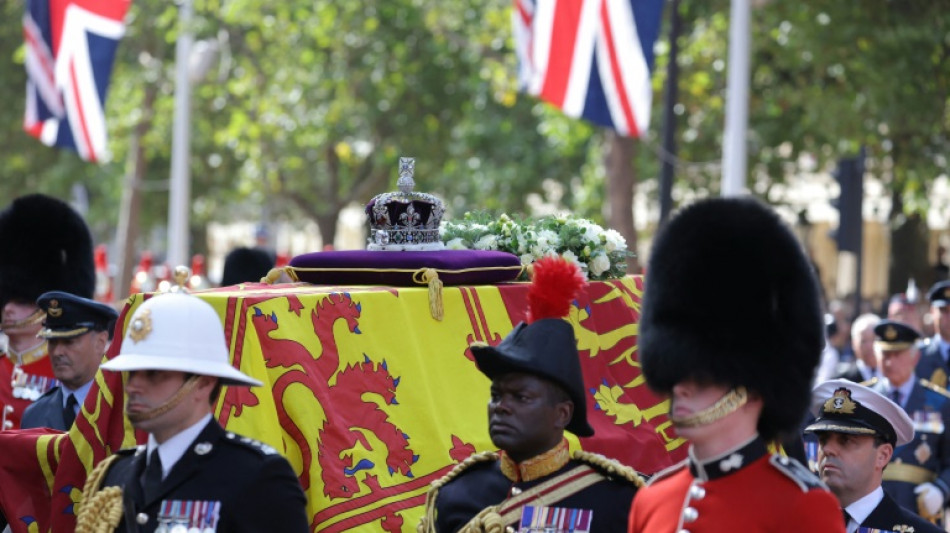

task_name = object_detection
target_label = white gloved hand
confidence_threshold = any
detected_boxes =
[914,482,944,516]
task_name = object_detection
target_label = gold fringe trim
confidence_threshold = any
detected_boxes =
[417,452,499,533]
[76,454,124,533]
[414,268,444,321]
[572,450,646,487]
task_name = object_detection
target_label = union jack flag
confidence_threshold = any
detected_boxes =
[514,0,664,137]
[23,0,130,163]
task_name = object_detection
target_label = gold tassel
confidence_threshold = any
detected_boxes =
[262,267,291,284]
[415,268,444,321]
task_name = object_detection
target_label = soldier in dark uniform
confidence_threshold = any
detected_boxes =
[917,281,950,388]
[418,257,644,533]
[21,291,118,430]
[806,379,942,533]
[0,194,96,430]
[76,293,308,533]
[867,319,950,526]
[627,197,844,532]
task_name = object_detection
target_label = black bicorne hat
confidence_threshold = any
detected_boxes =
[0,194,95,309]
[471,318,593,437]
[638,197,824,441]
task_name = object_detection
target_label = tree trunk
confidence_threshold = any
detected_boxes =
[604,132,641,274]
[316,213,339,250]
[113,83,158,303]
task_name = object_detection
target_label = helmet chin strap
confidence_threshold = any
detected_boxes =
[0,308,46,334]
[669,386,749,428]
[127,375,202,424]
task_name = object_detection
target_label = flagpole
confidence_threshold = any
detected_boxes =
[720,0,749,197]
[167,0,194,269]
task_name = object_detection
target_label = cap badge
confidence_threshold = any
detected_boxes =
[48,300,63,318]
[823,387,858,414]
[194,442,212,455]
[128,308,152,344]
[884,325,898,341]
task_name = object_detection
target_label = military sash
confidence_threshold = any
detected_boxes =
[459,464,604,533]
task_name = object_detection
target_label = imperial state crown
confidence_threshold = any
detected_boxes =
[365,157,445,251]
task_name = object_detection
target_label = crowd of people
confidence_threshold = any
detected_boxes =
[2,190,950,532]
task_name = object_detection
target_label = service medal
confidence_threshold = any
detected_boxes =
[915,441,932,463]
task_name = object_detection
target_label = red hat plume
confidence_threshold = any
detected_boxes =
[527,257,586,323]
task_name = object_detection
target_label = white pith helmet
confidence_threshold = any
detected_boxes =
[101,292,262,386]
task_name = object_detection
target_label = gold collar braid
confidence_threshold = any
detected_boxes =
[127,375,201,423]
[669,386,749,428]
[499,438,570,482]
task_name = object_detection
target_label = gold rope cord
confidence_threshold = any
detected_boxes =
[75,454,123,533]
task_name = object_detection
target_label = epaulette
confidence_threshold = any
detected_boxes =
[644,459,687,487]
[769,454,827,492]
[920,379,950,399]
[572,450,645,487]
[114,445,144,457]
[429,451,498,490]
[860,376,881,388]
[223,431,279,456]
[417,452,499,533]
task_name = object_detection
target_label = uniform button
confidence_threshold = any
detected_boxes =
[136,513,148,524]
[682,507,698,523]
[689,485,706,500]
[511,487,522,496]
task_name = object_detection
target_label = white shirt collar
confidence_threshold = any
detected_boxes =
[61,380,94,410]
[855,360,877,381]
[844,486,884,531]
[146,413,212,479]
[939,338,950,362]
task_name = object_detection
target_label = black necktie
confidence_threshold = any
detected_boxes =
[144,449,163,501]
[62,393,77,428]
[891,389,901,406]
[842,509,851,527]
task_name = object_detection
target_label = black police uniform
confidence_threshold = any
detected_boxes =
[20,291,118,430]
[432,449,640,533]
[861,491,943,533]
[93,419,308,533]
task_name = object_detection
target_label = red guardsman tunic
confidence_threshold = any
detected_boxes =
[0,343,55,430]
[628,436,845,533]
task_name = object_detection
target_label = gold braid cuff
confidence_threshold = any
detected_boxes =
[669,386,749,428]
[127,375,201,423]
[76,454,123,533]
[417,452,499,533]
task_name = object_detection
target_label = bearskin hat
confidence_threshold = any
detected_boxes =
[638,196,823,441]
[0,194,95,308]
[220,247,275,286]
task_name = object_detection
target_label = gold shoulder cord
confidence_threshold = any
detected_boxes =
[75,455,124,533]
[417,452,499,533]
[572,450,646,487]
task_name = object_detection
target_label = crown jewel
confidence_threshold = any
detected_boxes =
[366,157,446,251]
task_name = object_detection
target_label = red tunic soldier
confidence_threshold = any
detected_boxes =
[628,197,845,532]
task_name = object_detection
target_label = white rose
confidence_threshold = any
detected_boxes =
[604,229,626,253]
[590,253,611,277]
[446,238,468,250]
[474,234,499,250]
[520,253,535,265]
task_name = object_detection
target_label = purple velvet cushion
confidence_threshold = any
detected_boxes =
[287,250,523,286]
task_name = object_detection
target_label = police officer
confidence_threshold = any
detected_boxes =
[0,194,96,430]
[917,281,950,387]
[76,293,308,532]
[869,319,950,526]
[806,379,942,533]
[627,197,844,532]
[21,292,118,430]
[418,257,644,533]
